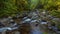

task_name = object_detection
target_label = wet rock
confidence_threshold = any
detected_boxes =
[23,17,27,20]
[0,22,5,27]
[40,20,47,25]
[52,26,58,32]
[23,18,31,23]
[31,20,37,23]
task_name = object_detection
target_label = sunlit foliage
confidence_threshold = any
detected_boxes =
[0,0,60,18]
[39,0,60,18]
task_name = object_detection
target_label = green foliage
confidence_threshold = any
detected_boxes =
[39,0,60,18]
[17,0,30,11]
[0,0,60,18]
[50,10,60,18]
[30,0,40,10]
[0,0,17,17]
